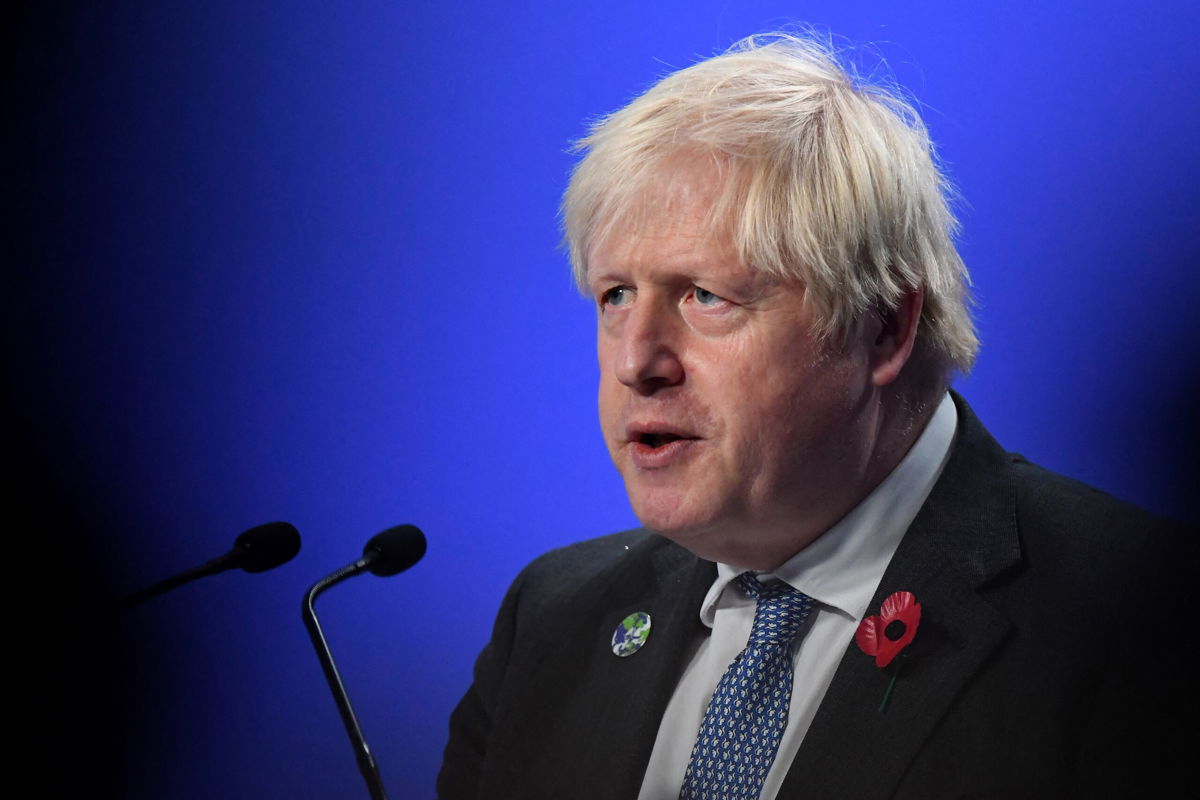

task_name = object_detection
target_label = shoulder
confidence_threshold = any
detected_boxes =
[1007,452,1182,537]
[1005,451,1195,600]
[504,528,679,613]
[945,393,1190,623]
[949,390,1191,548]
[936,392,1195,607]
[516,528,657,582]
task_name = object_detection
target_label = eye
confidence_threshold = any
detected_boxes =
[692,286,726,306]
[600,285,634,308]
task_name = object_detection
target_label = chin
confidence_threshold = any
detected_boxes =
[649,525,739,566]
[631,497,725,550]
[629,492,786,567]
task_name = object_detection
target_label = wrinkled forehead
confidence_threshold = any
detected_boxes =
[585,153,741,271]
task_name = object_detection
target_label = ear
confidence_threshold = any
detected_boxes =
[870,287,924,387]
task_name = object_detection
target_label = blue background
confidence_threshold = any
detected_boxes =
[8,1,1197,797]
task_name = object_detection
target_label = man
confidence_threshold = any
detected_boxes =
[439,33,1194,799]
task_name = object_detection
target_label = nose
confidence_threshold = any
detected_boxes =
[612,299,684,394]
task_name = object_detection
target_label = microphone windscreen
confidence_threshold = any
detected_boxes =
[363,524,426,576]
[235,521,302,573]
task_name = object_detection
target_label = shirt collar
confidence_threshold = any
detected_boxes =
[699,393,958,627]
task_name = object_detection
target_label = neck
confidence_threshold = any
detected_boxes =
[727,384,943,572]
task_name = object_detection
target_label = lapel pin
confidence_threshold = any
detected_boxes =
[855,591,922,712]
[611,611,652,657]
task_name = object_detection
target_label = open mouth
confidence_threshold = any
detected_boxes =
[637,432,687,449]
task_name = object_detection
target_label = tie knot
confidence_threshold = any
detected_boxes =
[737,572,814,645]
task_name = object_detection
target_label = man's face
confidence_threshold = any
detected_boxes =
[588,164,878,568]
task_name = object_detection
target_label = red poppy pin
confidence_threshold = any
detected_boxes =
[856,591,921,711]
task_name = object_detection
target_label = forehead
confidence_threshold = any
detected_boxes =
[586,158,738,280]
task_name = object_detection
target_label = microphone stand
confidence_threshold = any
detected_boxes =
[302,557,389,800]
[123,522,300,610]
[123,556,231,608]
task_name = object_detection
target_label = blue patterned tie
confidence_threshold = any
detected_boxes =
[678,573,815,800]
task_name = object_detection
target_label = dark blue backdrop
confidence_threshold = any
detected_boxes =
[8,1,1198,797]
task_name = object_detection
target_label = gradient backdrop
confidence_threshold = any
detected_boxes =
[8,1,1198,797]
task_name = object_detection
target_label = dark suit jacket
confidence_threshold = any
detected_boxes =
[439,396,1197,798]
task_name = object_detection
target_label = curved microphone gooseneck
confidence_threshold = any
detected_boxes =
[302,525,427,800]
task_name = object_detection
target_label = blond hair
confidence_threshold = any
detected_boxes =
[562,32,978,375]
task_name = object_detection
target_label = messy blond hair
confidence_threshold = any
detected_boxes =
[562,32,977,375]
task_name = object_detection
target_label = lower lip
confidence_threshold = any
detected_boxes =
[629,438,699,469]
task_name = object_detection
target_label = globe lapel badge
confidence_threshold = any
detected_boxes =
[611,611,652,656]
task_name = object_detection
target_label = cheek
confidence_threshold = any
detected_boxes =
[736,391,802,467]
[597,371,623,440]
[731,353,854,462]
[714,333,755,366]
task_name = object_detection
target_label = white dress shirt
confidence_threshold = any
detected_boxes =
[637,394,957,800]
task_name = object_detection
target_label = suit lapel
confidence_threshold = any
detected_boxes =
[780,395,1022,799]
[588,542,715,794]
[512,535,714,798]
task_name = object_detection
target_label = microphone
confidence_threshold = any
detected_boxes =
[302,525,426,800]
[361,524,427,576]
[124,521,301,608]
